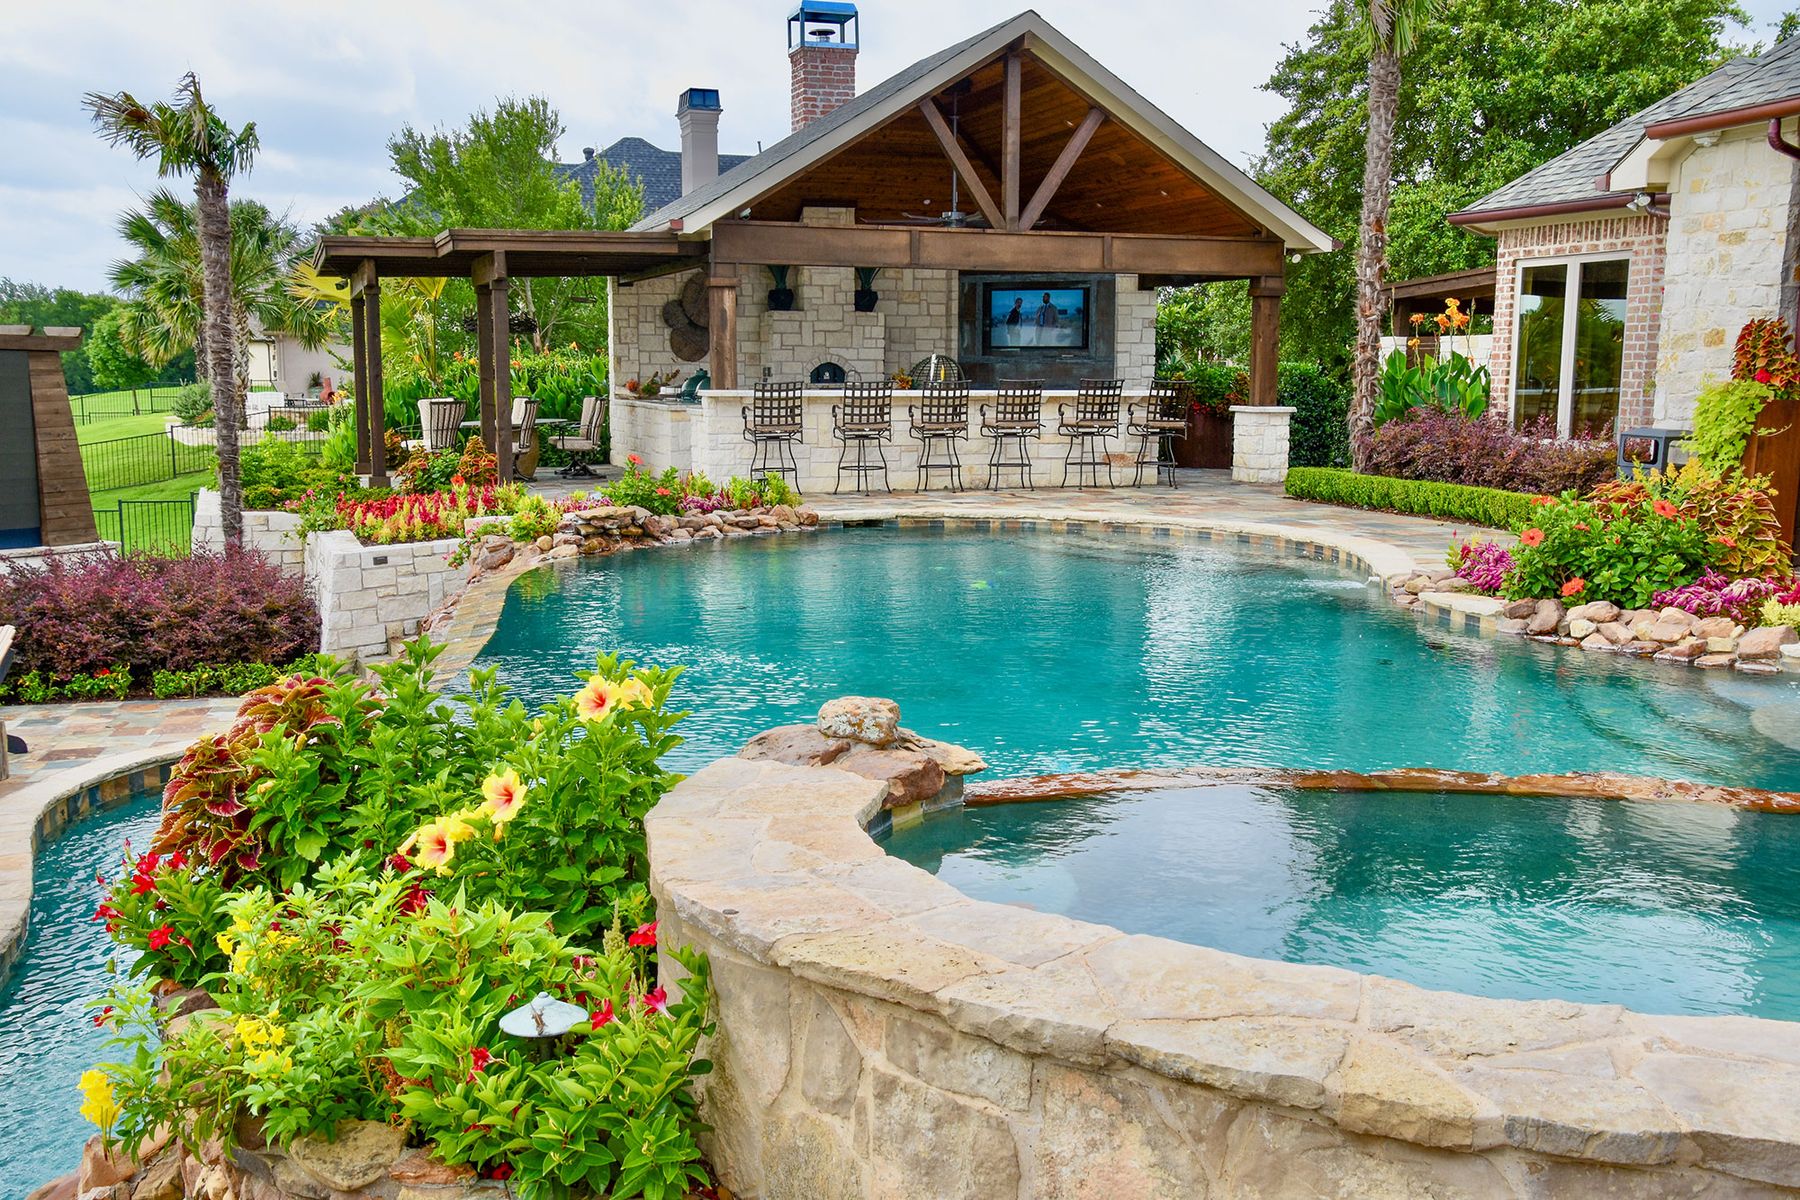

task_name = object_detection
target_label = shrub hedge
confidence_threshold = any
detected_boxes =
[1281,362,1351,468]
[1285,467,1535,532]
[1361,407,1615,494]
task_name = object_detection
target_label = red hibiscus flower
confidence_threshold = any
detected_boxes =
[641,988,669,1017]
[1757,368,1774,384]
[147,925,174,950]
[466,1047,494,1083]
[484,1164,514,1182]
[590,1000,615,1029]
[628,921,658,948]
[1520,528,1545,547]
[1560,578,1586,598]
[1652,499,1678,518]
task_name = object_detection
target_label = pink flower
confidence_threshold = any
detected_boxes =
[1652,499,1679,519]
[628,921,658,948]
[1519,528,1545,547]
[147,925,174,950]
[641,988,669,1017]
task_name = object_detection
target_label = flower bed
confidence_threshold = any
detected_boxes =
[68,640,716,1200]
[1361,408,1615,495]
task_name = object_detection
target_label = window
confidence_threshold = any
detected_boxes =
[1511,256,1630,437]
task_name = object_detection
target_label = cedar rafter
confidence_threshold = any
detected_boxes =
[917,98,1006,231]
[1020,108,1106,232]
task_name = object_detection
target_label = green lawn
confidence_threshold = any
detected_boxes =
[76,411,173,444]
[89,476,205,507]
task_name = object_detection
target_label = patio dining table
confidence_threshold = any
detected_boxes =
[459,418,571,481]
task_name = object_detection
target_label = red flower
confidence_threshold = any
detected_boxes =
[1530,495,1552,506]
[1520,528,1545,547]
[1572,522,1589,532]
[590,1000,615,1029]
[1757,368,1774,384]
[93,902,121,923]
[1652,499,1679,519]
[466,1047,494,1083]
[627,453,643,467]
[484,1164,514,1182]
[399,883,432,915]
[1560,578,1586,598]
[389,853,412,873]
[167,851,186,872]
[628,921,658,948]
[95,668,111,678]
[93,1006,115,1027]
[129,870,156,895]
[641,988,669,1016]
[147,925,174,950]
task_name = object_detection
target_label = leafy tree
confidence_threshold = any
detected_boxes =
[0,280,118,394]
[87,73,261,547]
[1255,0,1750,372]
[1156,282,1250,367]
[387,97,643,351]
[85,307,159,398]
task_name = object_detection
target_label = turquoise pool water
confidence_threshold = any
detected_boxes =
[474,525,1800,789]
[2,794,155,1194]
[882,785,1800,1019]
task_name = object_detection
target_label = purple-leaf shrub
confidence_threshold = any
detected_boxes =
[1650,571,1786,624]
[0,550,318,681]
[1362,410,1616,496]
[677,493,729,515]
[1449,539,1514,594]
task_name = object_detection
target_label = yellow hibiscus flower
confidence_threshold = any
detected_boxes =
[574,678,620,722]
[479,768,528,825]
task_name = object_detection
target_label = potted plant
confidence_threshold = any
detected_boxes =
[306,371,323,398]
[767,265,797,312]
[854,267,881,313]
[1169,362,1240,469]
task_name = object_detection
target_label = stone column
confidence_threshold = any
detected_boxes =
[1229,405,1295,484]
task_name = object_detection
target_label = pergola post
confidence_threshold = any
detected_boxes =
[360,265,388,487]
[1232,272,1293,485]
[474,280,496,454]
[349,290,369,473]
[474,252,513,482]
[1248,274,1285,407]
[707,273,739,389]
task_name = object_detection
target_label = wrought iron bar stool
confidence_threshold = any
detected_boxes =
[742,380,804,486]
[980,381,1044,489]
[908,381,971,491]
[1056,379,1123,487]
[831,380,894,493]
[1129,379,1193,488]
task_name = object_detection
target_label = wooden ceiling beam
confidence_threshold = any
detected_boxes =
[917,98,1007,232]
[1020,107,1105,232]
[1002,52,1022,230]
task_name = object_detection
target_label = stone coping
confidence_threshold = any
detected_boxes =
[0,743,185,988]
[648,756,1800,1191]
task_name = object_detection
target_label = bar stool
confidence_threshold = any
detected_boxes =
[1057,379,1123,487]
[908,381,970,491]
[980,381,1044,489]
[1129,380,1192,488]
[832,380,894,493]
[742,380,804,486]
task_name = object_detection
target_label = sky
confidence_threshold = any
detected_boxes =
[3,0,1794,293]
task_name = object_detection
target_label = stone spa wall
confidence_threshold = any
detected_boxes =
[649,749,1800,1199]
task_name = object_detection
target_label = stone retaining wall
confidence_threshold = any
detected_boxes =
[305,529,466,663]
[649,755,1800,1199]
[192,489,305,575]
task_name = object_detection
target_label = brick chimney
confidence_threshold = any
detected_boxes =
[677,88,722,195]
[787,3,859,132]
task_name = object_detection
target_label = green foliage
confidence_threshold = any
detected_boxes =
[1762,597,1800,627]
[1504,493,1714,608]
[0,666,132,704]
[93,851,229,990]
[1155,283,1251,366]
[1285,467,1536,530]
[380,345,608,427]
[150,660,315,699]
[395,446,464,495]
[304,409,331,433]
[265,414,296,432]
[508,491,563,542]
[0,278,124,395]
[1374,349,1490,425]
[173,381,214,426]
[1591,460,1791,577]
[237,432,359,510]
[1281,362,1352,468]
[85,307,160,394]
[1688,379,1775,473]
[604,463,684,515]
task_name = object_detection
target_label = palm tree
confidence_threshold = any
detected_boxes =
[1349,0,1443,470]
[86,74,259,546]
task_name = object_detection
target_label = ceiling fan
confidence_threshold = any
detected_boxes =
[880,85,993,228]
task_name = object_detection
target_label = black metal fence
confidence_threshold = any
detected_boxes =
[93,496,196,557]
[80,431,217,492]
[69,386,185,424]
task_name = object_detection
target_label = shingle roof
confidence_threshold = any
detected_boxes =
[557,138,752,215]
[1458,40,1800,219]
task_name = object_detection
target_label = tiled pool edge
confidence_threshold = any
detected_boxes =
[0,744,186,990]
[649,756,1800,1199]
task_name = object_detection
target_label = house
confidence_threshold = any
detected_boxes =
[317,7,1333,490]
[1450,36,1800,437]
[246,317,344,397]
[563,137,753,216]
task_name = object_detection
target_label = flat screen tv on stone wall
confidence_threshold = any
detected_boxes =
[983,284,1090,354]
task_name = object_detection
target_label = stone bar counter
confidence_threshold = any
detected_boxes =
[611,390,1295,491]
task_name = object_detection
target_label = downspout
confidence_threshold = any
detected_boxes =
[1770,117,1800,161]
[1773,120,1800,328]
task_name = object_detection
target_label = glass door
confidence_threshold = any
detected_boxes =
[1513,264,1566,431]
[1512,257,1630,437]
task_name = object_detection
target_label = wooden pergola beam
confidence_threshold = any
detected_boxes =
[917,99,1006,232]
[1020,108,1105,233]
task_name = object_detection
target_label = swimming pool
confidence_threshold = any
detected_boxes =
[474,524,1800,789]
[882,783,1800,1019]
[2,793,155,1195]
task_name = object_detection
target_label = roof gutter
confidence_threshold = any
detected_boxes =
[1643,97,1800,140]
[1447,192,1646,228]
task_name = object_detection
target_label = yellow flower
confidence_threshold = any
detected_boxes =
[231,946,252,975]
[574,678,621,722]
[216,932,235,957]
[441,809,483,844]
[615,677,655,710]
[231,911,256,935]
[409,822,456,874]
[78,1069,118,1134]
[479,769,528,825]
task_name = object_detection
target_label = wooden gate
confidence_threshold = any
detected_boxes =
[1743,397,1800,546]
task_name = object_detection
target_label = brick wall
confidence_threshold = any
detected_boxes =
[791,45,856,131]
[1487,213,1667,432]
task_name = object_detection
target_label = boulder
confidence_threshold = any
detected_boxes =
[678,514,711,530]
[836,744,946,807]
[797,507,821,527]
[26,1172,77,1200]
[1705,636,1740,654]
[130,1154,182,1200]
[552,531,582,549]
[1526,599,1564,636]
[535,534,554,552]
[1501,598,1539,620]
[79,1136,136,1192]
[817,696,902,746]
[1739,660,1782,676]
[644,514,677,537]
[1568,618,1596,639]
[548,543,579,559]
[287,1120,406,1192]
[1658,606,1695,624]
[1619,640,1662,656]
[388,1149,476,1185]
[1438,577,1474,593]
[1566,600,1621,625]
[1495,617,1527,635]
[1403,575,1432,596]
[1646,619,1692,644]
[1654,641,1705,663]
[1739,625,1799,660]
[739,725,852,767]
[769,503,798,524]
[1579,633,1614,651]
[1694,616,1743,641]
[1695,652,1736,668]
[1598,621,1635,645]
[904,733,988,777]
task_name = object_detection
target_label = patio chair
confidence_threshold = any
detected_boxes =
[832,380,894,494]
[742,381,804,486]
[422,397,464,453]
[510,397,541,481]
[1129,380,1193,488]
[908,381,970,491]
[1057,379,1123,487]
[555,396,605,478]
[980,381,1045,489]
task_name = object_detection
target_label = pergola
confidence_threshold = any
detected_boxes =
[315,229,702,485]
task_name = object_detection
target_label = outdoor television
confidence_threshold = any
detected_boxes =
[982,282,1091,354]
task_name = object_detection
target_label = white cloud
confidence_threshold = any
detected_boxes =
[2,0,1789,291]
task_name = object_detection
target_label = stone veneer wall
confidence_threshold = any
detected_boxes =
[1656,123,1800,424]
[1485,212,1667,432]
[650,756,1800,1200]
[1229,405,1294,484]
[192,488,306,575]
[304,529,466,662]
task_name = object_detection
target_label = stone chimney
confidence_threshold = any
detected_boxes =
[787,3,859,131]
[677,88,722,195]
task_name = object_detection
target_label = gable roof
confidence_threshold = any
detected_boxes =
[557,138,753,214]
[632,10,1333,253]
[1454,38,1800,225]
